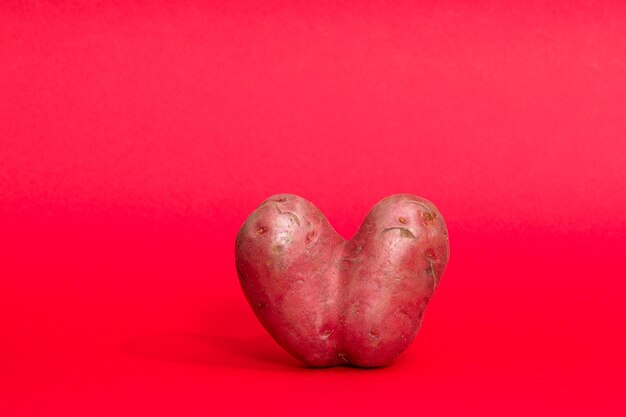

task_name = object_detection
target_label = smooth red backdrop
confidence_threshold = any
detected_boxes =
[1,1,625,416]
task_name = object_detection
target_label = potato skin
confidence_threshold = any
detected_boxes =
[235,194,449,367]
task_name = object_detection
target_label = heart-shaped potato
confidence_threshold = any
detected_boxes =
[235,194,449,367]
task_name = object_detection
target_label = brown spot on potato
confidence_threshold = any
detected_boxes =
[274,197,288,202]
[381,227,416,239]
[320,329,334,339]
[276,206,301,226]
[370,329,380,338]
[399,216,407,224]
[264,259,272,267]
[305,231,316,244]
[423,211,437,223]
[427,259,439,288]
[271,244,283,253]
[425,248,437,259]
[256,226,267,235]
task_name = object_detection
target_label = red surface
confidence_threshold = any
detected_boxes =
[1,2,625,416]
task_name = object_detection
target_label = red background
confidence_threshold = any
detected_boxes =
[1,1,625,416]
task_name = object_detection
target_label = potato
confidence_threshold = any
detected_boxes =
[235,194,449,367]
